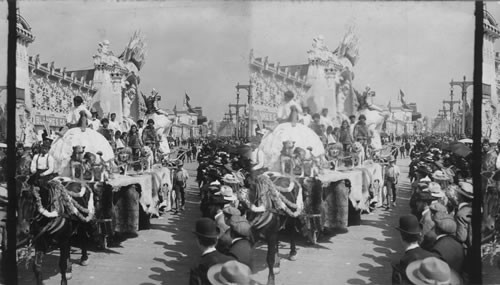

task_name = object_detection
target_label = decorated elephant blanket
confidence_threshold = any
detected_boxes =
[107,173,159,215]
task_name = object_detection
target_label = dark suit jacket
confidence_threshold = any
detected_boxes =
[392,246,438,284]
[431,235,465,273]
[229,238,253,271]
[189,250,234,285]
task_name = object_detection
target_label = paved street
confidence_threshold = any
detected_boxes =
[17,158,412,285]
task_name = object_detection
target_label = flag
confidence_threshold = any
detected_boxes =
[184,92,196,114]
[400,89,410,110]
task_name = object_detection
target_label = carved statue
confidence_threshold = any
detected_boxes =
[122,85,135,119]
[337,25,359,67]
[307,35,334,62]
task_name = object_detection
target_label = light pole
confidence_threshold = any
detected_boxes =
[450,76,473,137]
[443,86,460,136]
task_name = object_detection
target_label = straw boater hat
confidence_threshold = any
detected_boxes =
[428,182,445,198]
[457,182,473,200]
[222,173,240,184]
[213,157,223,166]
[217,185,237,201]
[432,170,449,181]
[207,261,258,285]
[406,257,461,285]
[210,180,221,186]
[420,176,431,183]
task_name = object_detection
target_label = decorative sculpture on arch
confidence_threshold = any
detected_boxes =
[141,88,173,156]
[308,34,335,63]
[353,86,390,152]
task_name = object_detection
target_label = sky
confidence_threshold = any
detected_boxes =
[0,1,477,120]
[250,1,474,119]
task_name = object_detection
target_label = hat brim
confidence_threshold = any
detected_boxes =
[222,195,237,201]
[456,188,473,199]
[432,175,449,181]
[406,259,461,285]
[207,264,225,285]
[395,226,421,236]
[430,191,445,198]
[207,263,256,285]
[193,229,220,239]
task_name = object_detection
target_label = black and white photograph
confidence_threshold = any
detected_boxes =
[0,1,490,285]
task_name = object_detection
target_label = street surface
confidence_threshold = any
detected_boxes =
[16,158,412,285]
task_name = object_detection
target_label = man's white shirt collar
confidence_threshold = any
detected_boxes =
[202,247,217,256]
[404,243,420,252]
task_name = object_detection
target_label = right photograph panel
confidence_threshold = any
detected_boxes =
[482,4,500,282]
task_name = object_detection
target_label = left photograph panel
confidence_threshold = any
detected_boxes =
[0,1,7,283]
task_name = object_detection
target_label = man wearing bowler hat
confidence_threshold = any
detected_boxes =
[392,214,438,284]
[189,218,234,285]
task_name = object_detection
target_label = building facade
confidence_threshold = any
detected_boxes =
[484,5,500,141]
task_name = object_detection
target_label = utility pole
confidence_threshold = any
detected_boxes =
[230,85,248,138]
[236,82,252,137]
[450,76,473,137]
[443,86,460,136]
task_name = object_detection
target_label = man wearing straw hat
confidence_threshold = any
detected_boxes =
[405,257,462,285]
[384,156,400,209]
[173,161,189,213]
[207,260,261,285]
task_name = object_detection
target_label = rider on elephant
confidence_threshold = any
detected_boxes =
[27,141,57,190]
[142,88,169,117]
[59,96,92,136]
[277,90,302,126]
[353,114,370,150]
[142,119,160,162]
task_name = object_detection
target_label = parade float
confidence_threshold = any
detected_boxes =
[32,32,173,240]
[251,27,385,237]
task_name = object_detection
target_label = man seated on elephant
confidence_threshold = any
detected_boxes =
[353,114,370,152]
[142,119,159,161]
